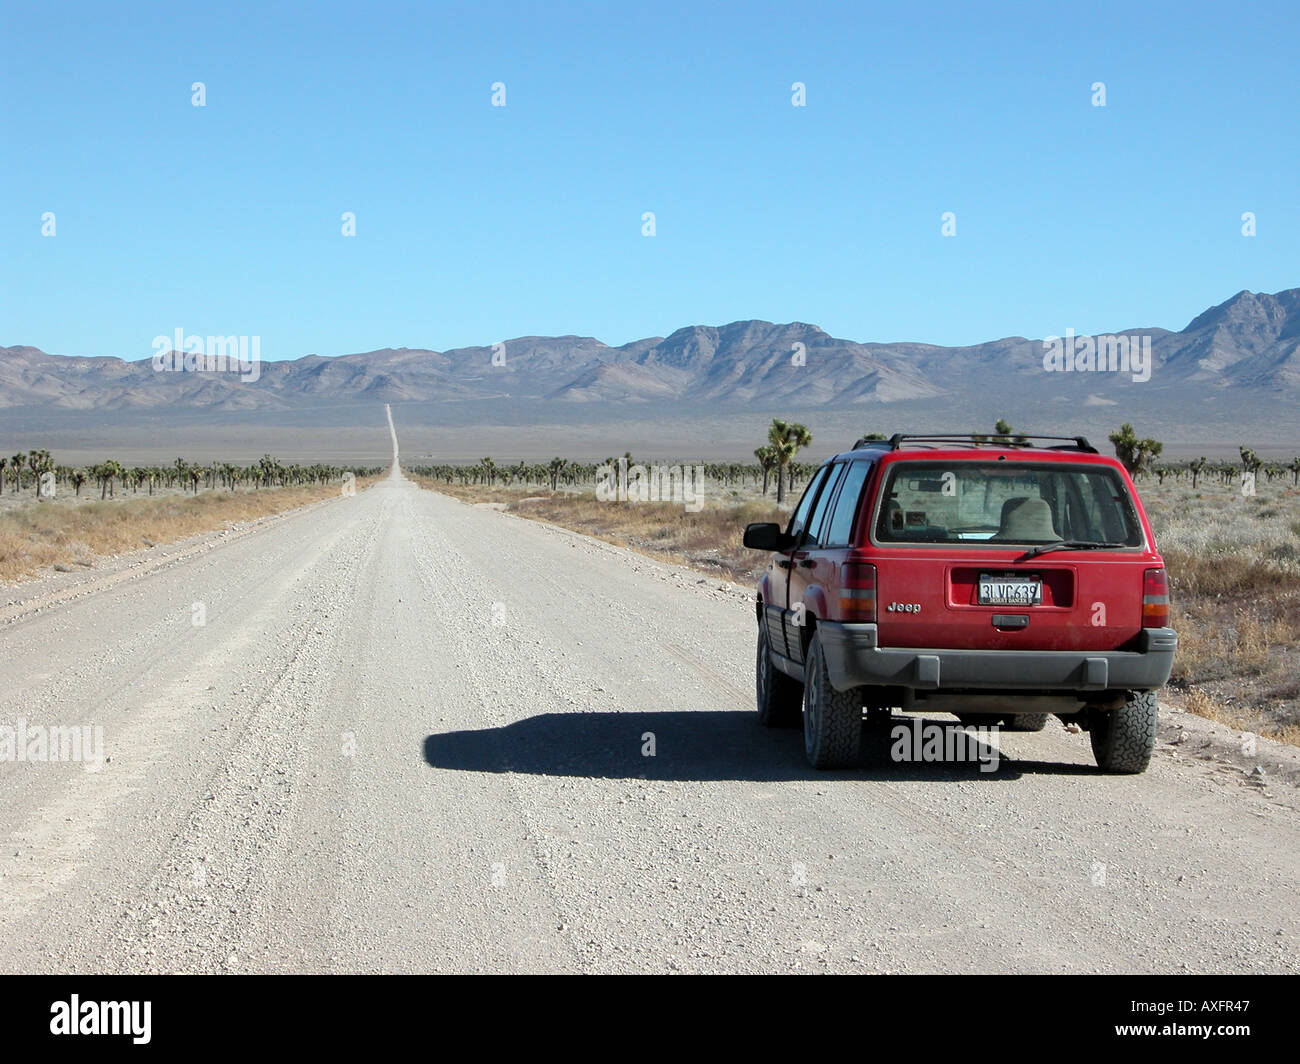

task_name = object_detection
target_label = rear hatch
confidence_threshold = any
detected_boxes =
[865,457,1154,652]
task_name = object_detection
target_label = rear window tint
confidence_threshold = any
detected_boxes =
[874,461,1143,546]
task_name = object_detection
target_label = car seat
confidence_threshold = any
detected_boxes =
[994,498,1058,542]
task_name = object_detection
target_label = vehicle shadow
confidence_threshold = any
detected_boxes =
[422,711,1100,782]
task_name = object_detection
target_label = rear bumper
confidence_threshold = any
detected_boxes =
[816,622,1177,694]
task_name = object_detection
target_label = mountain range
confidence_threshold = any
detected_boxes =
[3,289,1299,414]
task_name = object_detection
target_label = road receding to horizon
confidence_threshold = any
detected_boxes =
[0,472,1296,973]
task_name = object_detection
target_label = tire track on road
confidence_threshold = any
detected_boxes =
[98,495,388,972]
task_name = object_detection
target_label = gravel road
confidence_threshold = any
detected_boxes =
[1,470,1296,974]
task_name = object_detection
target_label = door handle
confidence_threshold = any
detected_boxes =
[776,559,793,569]
[992,614,1029,629]
[798,559,815,568]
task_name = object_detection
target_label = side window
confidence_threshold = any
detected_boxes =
[1079,471,1141,544]
[823,461,872,548]
[804,464,846,548]
[786,465,832,544]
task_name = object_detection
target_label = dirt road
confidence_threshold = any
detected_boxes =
[1,470,1296,973]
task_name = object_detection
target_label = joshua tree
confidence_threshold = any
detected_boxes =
[10,452,25,494]
[95,459,123,499]
[1189,456,1207,489]
[70,468,88,496]
[256,453,284,488]
[547,457,568,492]
[991,418,1028,445]
[767,419,812,503]
[754,445,779,496]
[1108,423,1163,476]
[28,449,54,499]
[1290,456,1300,487]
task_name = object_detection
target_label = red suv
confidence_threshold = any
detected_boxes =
[743,434,1177,772]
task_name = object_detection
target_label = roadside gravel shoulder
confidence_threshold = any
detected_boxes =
[0,488,367,628]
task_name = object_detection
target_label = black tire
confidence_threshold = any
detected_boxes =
[756,621,802,728]
[1001,713,1049,732]
[802,629,863,768]
[1090,691,1158,773]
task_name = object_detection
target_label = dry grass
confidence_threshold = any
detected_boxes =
[0,478,376,584]
[1181,686,1300,746]
[413,478,787,584]
[1143,479,1300,743]
[507,496,788,583]
[1184,687,1236,726]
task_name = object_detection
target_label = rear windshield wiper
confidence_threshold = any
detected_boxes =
[1016,540,1127,561]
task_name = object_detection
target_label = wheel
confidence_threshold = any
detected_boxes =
[1089,691,1158,773]
[802,629,863,768]
[756,621,802,727]
[1001,713,1049,732]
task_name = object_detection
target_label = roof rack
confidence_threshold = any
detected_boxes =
[850,433,1098,454]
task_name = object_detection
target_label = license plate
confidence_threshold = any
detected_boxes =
[978,574,1042,606]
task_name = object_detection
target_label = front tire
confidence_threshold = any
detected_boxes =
[1090,691,1158,773]
[756,621,802,728]
[803,630,863,768]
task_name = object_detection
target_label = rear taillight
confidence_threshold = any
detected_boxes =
[840,562,877,623]
[1143,568,1169,627]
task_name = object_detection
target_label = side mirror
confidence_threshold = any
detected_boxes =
[743,522,792,552]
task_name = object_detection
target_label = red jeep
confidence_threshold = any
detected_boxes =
[743,434,1177,772]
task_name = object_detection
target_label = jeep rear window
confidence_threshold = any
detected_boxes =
[873,461,1144,546]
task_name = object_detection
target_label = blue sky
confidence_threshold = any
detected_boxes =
[2,0,1296,361]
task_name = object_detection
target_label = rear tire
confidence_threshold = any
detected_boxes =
[1001,713,1049,732]
[803,630,863,768]
[756,622,802,728]
[1090,691,1158,773]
